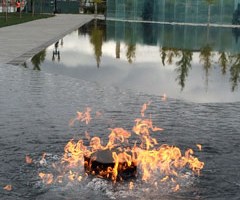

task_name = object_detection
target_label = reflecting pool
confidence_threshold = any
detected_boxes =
[1,19,240,200]
[25,19,240,103]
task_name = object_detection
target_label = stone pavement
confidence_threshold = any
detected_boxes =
[0,14,94,65]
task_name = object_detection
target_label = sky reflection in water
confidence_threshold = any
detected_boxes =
[26,19,240,103]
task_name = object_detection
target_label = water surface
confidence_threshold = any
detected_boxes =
[26,20,240,103]
[0,20,240,200]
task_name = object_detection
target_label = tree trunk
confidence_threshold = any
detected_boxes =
[5,2,8,22]
[32,0,35,16]
[207,5,211,25]
[20,0,22,18]
[94,2,97,17]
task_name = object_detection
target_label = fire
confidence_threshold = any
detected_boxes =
[69,107,92,126]
[37,102,204,192]
[3,185,12,191]
[38,172,53,185]
[25,155,33,164]
[161,93,167,101]
[196,144,202,151]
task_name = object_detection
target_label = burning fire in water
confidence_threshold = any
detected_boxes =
[33,102,204,191]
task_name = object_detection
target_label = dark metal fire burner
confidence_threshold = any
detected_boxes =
[84,149,137,181]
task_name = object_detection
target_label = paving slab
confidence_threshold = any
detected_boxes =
[0,14,94,64]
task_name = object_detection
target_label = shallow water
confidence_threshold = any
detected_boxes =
[1,19,240,200]
[0,63,240,199]
[25,19,240,103]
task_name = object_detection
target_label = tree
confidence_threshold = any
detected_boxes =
[5,0,8,22]
[126,43,136,64]
[200,44,213,89]
[218,52,228,75]
[93,0,102,16]
[175,50,193,90]
[31,0,35,16]
[206,0,215,25]
[31,50,46,70]
[160,47,167,66]
[116,41,120,59]
[90,24,104,68]
[229,54,240,91]
[167,48,180,65]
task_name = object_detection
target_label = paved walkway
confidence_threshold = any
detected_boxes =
[0,14,94,65]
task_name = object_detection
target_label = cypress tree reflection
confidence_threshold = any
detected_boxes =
[160,47,167,66]
[167,48,180,65]
[175,50,193,90]
[90,20,104,68]
[218,52,228,75]
[125,22,136,64]
[31,50,46,71]
[126,44,136,64]
[116,41,120,59]
[200,44,213,88]
[230,54,240,91]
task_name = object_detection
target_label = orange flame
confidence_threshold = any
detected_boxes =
[25,155,33,164]
[129,181,134,190]
[38,103,204,192]
[141,101,151,117]
[69,107,92,126]
[161,93,167,101]
[3,185,12,191]
[39,172,53,185]
[196,144,202,151]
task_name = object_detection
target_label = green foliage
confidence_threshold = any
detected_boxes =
[175,50,193,90]
[0,13,53,28]
[218,52,228,75]
[31,50,46,71]
[90,23,104,68]
[230,54,240,91]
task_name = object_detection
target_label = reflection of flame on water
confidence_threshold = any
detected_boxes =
[28,102,204,193]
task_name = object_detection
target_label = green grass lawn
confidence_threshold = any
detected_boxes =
[0,13,54,28]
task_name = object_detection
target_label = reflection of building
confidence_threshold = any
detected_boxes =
[107,0,240,25]
[106,20,240,53]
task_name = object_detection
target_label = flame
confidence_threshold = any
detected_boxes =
[38,102,204,192]
[196,144,202,151]
[161,93,167,101]
[39,172,53,185]
[69,107,92,126]
[3,185,12,191]
[141,101,151,117]
[129,181,134,190]
[173,184,180,192]
[25,155,33,164]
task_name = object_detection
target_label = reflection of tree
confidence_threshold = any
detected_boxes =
[175,50,193,90]
[200,44,213,88]
[167,48,180,65]
[126,43,136,64]
[142,0,154,21]
[160,47,167,66]
[230,54,240,91]
[116,41,120,59]
[160,47,180,66]
[125,22,136,64]
[218,52,228,75]
[90,22,104,68]
[205,0,215,25]
[31,50,46,71]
